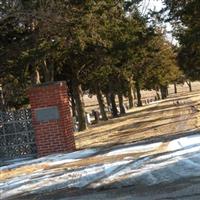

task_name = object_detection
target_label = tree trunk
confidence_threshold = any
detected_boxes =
[49,62,54,82]
[135,81,142,107]
[128,86,134,108]
[132,86,137,99]
[160,86,165,99]
[189,81,192,92]
[155,87,161,100]
[118,94,126,115]
[30,66,41,85]
[160,85,168,99]
[105,93,111,107]
[72,80,86,131]
[0,86,6,111]
[174,82,177,94]
[110,93,118,118]
[96,87,108,121]
[71,95,76,118]
[186,80,192,92]
[166,86,169,96]
[42,60,54,82]
[68,82,76,118]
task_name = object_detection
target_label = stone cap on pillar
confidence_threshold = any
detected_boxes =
[27,81,67,92]
[31,81,66,87]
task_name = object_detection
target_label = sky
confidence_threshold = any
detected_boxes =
[140,0,164,14]
[140,0,177,44]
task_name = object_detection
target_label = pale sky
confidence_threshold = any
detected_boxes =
[140,0,177,44]
[140,0,163,14]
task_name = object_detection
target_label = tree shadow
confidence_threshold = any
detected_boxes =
[76,107,199,149]
[83,97,199,132]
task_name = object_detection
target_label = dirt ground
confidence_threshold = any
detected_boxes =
[75,83,200,150]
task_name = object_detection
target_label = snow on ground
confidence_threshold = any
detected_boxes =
[1,134,200,199]
[0,149,98,171]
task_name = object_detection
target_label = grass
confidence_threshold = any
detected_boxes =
[75,91,200,149]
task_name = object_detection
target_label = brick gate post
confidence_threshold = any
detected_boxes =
[28,81,76,157]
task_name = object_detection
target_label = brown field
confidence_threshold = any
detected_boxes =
[75,82,200,149]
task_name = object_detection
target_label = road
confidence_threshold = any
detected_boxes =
[8,179,200,200]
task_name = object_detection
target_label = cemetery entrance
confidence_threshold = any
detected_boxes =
[0,109,37,162]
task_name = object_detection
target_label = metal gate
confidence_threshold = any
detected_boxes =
[0,109,37,161]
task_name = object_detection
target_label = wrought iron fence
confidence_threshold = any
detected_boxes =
[0,109,37,160]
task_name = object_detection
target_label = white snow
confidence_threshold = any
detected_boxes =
[0,148,98,171]
[1,134,200,199]
[168,135,200,150]
[105,142,162,156]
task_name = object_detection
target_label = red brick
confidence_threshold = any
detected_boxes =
[28,81,76,157]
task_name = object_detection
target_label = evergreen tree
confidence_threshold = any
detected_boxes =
[163,0,200,80]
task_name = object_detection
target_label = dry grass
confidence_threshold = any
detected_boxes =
[75,90,200,149]
[0,164,49,181]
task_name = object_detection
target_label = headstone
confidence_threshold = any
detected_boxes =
[86,113,92,125]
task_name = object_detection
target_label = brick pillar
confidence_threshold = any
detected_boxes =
[28,81,76,157]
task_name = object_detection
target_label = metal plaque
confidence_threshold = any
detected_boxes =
[35,106,60,122]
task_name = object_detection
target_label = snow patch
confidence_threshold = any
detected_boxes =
[1,134,200,199]
[105,142,162,156]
